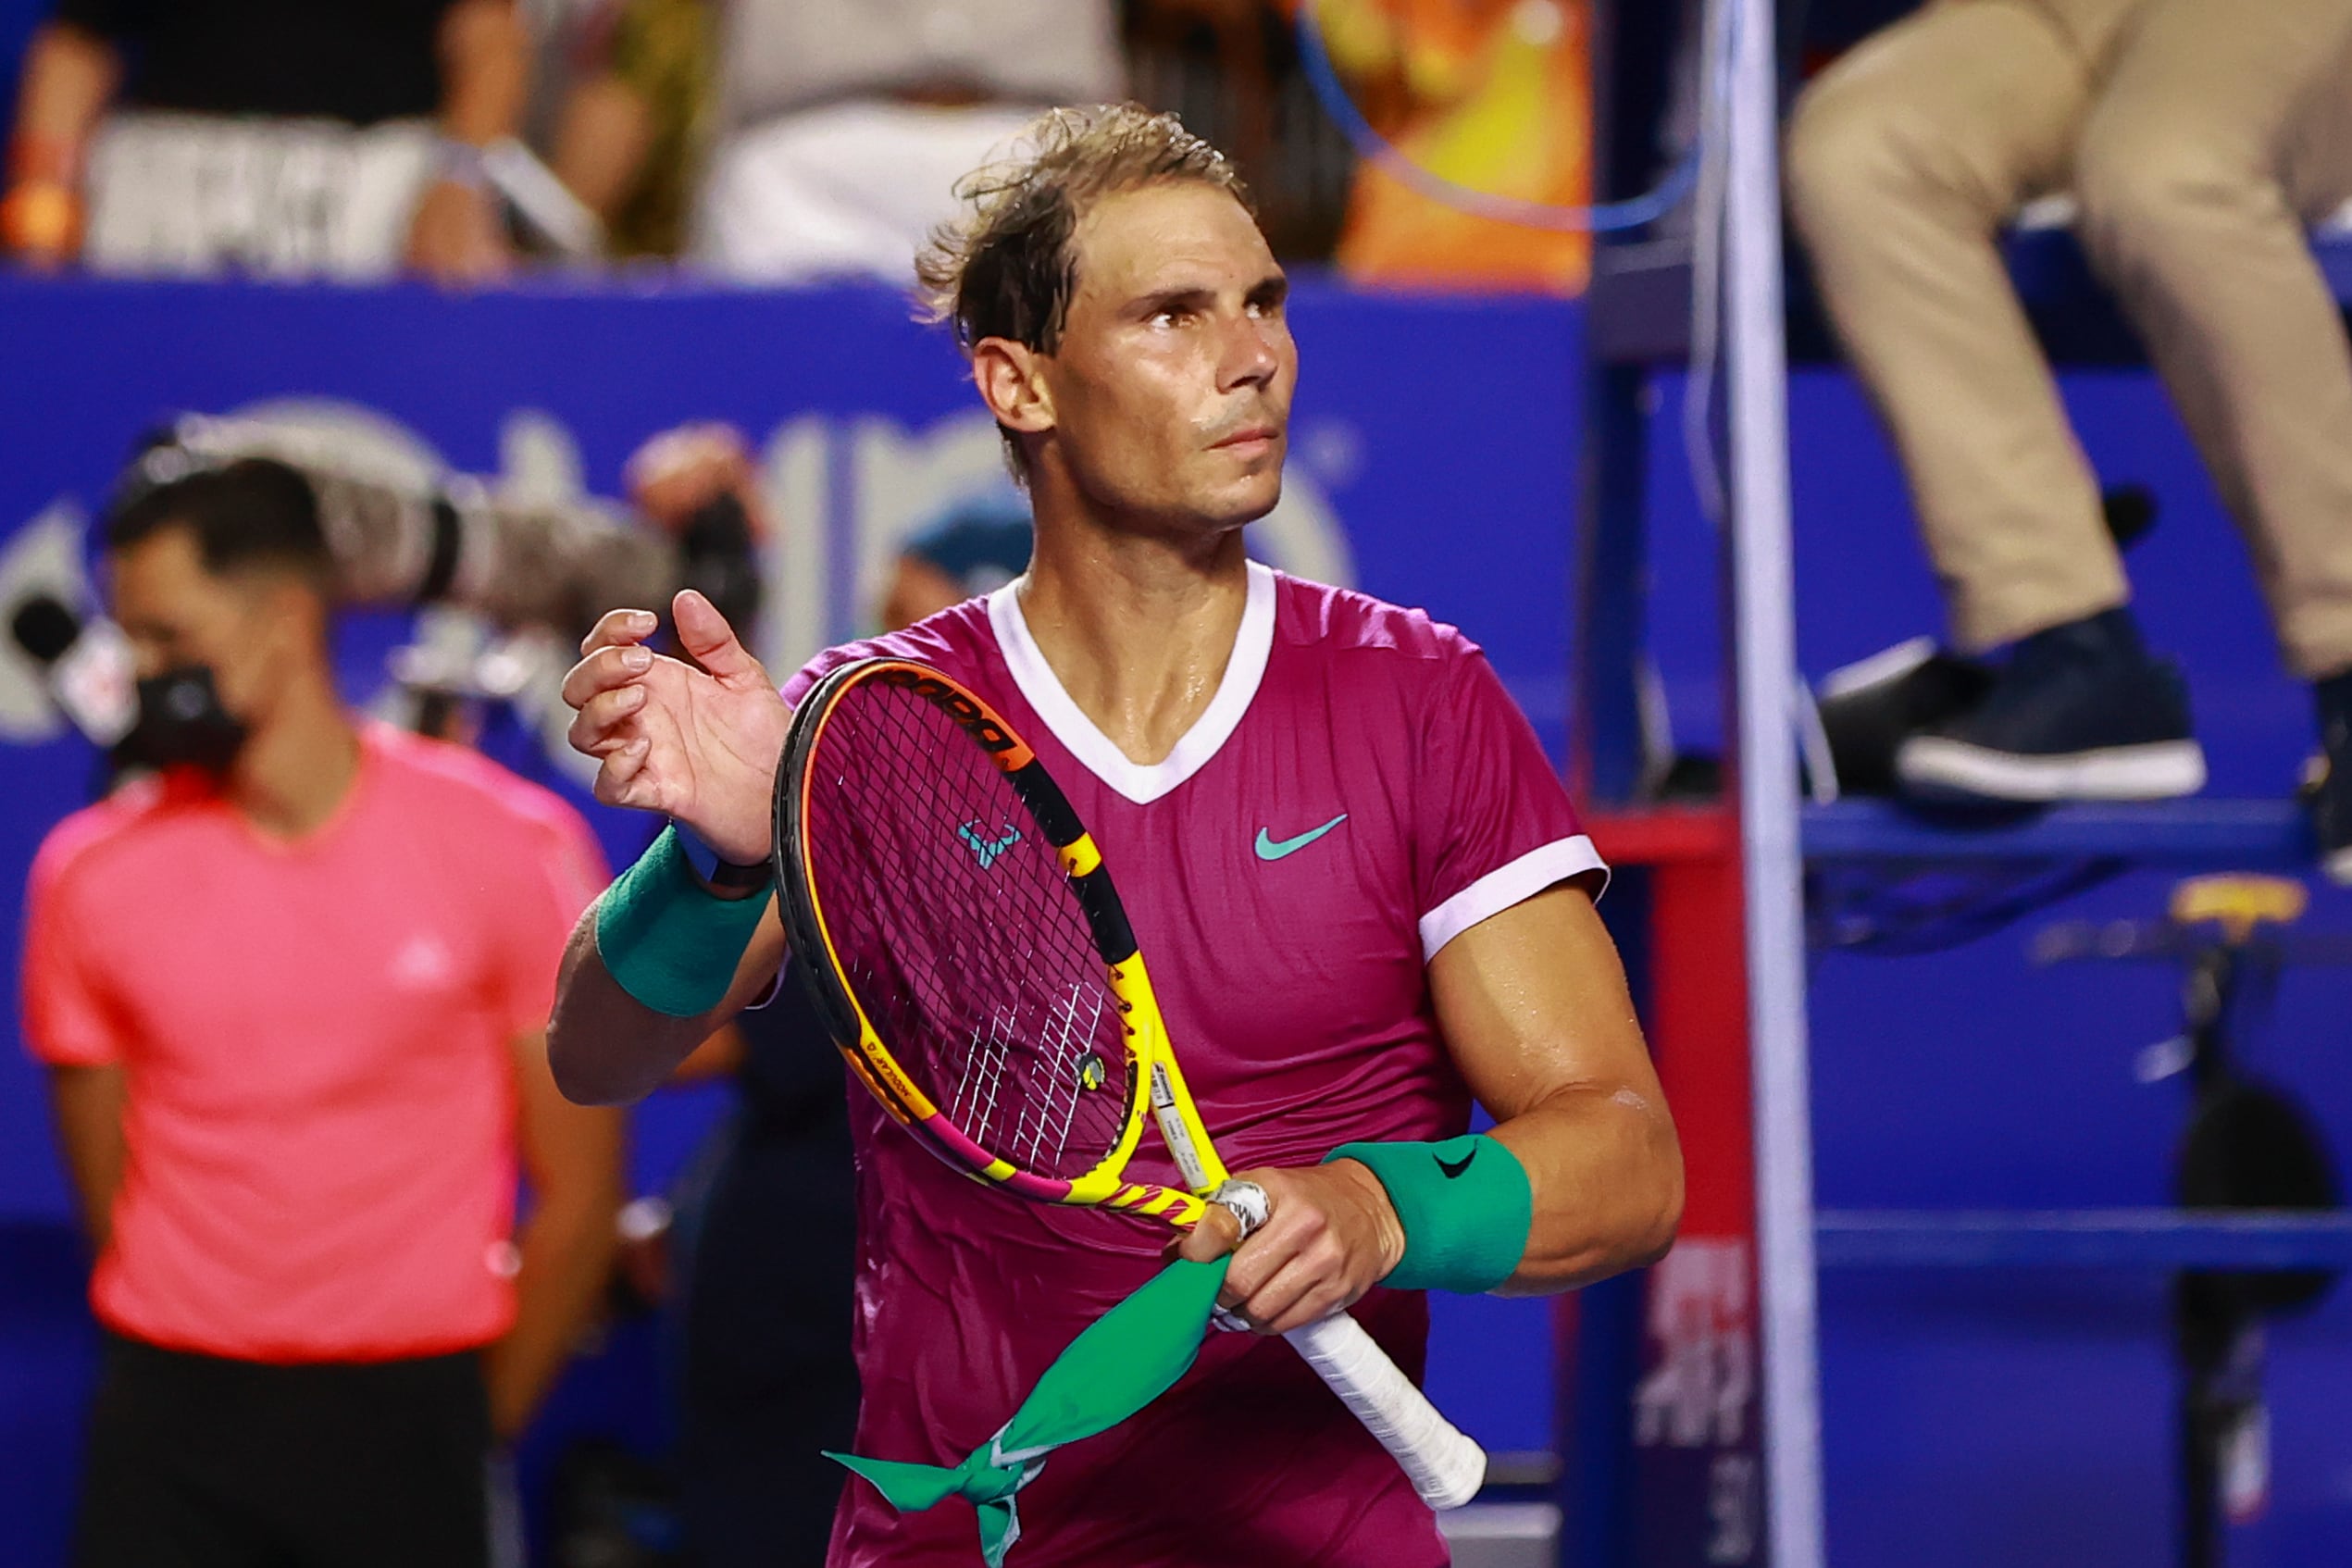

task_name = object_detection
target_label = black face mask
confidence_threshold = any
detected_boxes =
[125,666,249,774]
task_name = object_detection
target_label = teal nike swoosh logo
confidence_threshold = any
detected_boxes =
[1254,814,1349,862]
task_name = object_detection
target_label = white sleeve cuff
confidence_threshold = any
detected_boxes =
[1417,835,1611,962]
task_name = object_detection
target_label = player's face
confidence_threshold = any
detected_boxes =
[1041,182,1295,535]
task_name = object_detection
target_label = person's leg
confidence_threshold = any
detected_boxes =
[73,1336,275,1568]
[2074,0,2352,685]
[676,1119,860,1566]
[2075,0,2352,860]
[1786,0,2121,653]
[2284,22,2352,879]
[267,1353,494,1568]
[1789,0,2205,802]
[2318,667,2352,879]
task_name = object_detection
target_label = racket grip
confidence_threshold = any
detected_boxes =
[1283,1311,1487,1511]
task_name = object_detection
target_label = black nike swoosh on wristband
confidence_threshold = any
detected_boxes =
[1435,1149,1476,1179]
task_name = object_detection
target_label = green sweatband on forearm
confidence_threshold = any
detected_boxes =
[1325,1134,1534,1295]
[594,827,769,1018]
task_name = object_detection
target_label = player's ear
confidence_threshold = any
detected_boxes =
[973,337,1055,439]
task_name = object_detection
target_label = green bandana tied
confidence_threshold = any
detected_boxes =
[827,1256,1230,1565]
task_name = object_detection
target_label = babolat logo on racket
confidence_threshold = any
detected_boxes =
[877,666,1021,754]
[957,820,1022,869]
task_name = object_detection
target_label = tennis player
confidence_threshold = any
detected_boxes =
[549,106,1682,1566]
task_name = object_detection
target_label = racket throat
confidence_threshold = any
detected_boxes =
[1149,1060,1226,1192]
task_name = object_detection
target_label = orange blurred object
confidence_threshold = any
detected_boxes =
[1307,0,1594,293]
[0,180,82,263]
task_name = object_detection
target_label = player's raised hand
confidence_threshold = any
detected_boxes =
[1178,1161,1407,1337]
[563,589,788,863]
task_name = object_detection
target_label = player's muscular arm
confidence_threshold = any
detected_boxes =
[546,591,791,1106]
[1186,880,1677,1332]
[1429,881,1683,1293]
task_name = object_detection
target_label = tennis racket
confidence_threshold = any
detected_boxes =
[773,655,1487,1511]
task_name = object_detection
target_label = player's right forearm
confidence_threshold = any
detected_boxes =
[546,907,783,1105]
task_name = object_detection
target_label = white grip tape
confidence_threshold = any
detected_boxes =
[1284,1312,1487,1510]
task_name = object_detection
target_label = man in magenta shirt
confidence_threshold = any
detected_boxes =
[549,106,1686,1565]
[19,457,625,1567]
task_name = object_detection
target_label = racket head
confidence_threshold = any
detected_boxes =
[774,657,1197,1219]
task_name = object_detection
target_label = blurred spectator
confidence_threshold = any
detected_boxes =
[1786,0,2352,877]
[556,0,1121,282]
[622,427,1030,1566]
[547,0,714,259]
[19,458,624,1565]
[879,492,1036,629]
[2,0,529,280]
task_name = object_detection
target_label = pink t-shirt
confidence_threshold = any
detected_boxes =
[784,566,1606,1567]
[19,723,607,1363]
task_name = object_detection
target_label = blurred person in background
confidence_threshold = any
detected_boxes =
[878,492,1038,629]
[2,0,529,281]
[1786,0,2352,878]
[19,457,625,1566]
[554,0,1123,282]
[620,427,1031,1566]
[546,0,713,260]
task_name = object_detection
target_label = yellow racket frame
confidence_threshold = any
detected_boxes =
[775,657,1226,1226]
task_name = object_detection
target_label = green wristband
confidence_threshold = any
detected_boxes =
[1324,1134,1533,1295]
[595,827,770,1017]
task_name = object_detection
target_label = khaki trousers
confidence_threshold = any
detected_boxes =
[1786,0,2352,678]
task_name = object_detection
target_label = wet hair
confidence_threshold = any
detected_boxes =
[105,454,331,588]
[915,104,1252,472]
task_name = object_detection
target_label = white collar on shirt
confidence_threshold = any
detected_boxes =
[986,560,1276,805]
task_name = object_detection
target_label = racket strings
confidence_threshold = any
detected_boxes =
[803,680,1134,1181]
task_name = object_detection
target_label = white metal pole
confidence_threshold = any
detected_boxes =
[1722,0,1826,1563]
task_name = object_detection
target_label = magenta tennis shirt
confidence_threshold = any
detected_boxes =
[782,565,1605,1567]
